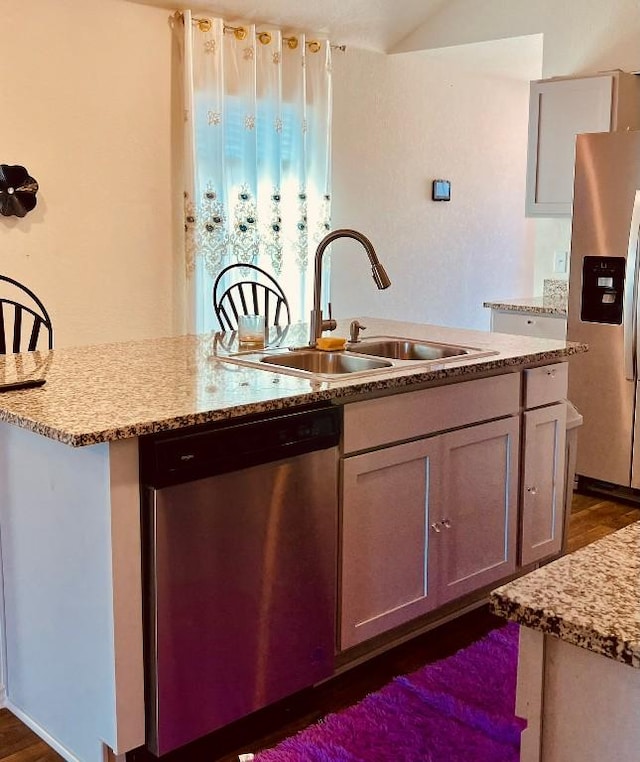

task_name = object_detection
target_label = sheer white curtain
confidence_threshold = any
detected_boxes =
[181,12,333,333]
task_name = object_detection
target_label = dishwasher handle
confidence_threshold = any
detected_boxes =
[139,405,341,488]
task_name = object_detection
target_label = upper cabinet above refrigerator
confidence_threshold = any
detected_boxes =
[525,71,640,218]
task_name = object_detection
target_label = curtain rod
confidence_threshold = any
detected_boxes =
[172,11,346,52]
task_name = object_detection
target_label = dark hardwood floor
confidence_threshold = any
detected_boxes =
[566,490,640,552]
[2,491,639,762]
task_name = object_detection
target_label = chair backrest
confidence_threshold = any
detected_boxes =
[0,275,53,353]
[213,264,291,331]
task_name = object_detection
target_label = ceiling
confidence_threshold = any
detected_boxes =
[130,0,450,52]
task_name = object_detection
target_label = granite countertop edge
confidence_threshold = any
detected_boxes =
[489,591,640,669]
[489,521,640,669]
[0,345,585,447]
[0,392,336,447]
[483,299,568,317]
[0,320,588,447]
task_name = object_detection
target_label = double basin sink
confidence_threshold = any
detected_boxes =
[224,336,497,380]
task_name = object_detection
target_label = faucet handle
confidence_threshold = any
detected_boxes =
[320,305,337,333]
[349,320,367,343]
[320,302,337,333]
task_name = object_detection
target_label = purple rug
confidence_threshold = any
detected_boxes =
[254,622,524,762]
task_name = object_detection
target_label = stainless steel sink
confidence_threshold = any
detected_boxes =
[348,337,475,361]
[219,334,497,380]
[261,351,392,374]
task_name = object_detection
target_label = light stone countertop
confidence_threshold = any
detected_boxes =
[483,296,568,317]
[490,521,640,668]
[0,316,586,447]
[484,278,569,316]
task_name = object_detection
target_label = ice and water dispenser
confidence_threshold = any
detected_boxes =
[580,256,626,324]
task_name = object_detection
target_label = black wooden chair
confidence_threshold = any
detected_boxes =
[213,264,291,331]
[0,275,53,353]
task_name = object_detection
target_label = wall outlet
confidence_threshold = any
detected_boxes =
[554,250,568,273]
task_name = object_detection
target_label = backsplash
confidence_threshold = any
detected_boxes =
[543,278,568,308]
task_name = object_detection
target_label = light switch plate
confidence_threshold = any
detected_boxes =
[554,250,568,273]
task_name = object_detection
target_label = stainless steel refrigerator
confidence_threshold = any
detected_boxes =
[568,129,640,489]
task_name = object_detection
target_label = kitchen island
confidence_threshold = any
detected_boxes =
[491,521,640,762]
[0,317,586,762]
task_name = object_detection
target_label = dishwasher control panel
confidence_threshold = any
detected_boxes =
[139,405,341,488]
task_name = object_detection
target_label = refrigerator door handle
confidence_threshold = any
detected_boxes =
[623,190,640,381]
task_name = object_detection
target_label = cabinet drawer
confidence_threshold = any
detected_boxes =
[343,373,520,453]
[491,310,566,340]
[524,363,568,409]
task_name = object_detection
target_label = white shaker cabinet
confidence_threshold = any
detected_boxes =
[339,362,571,651]
[340,416,519,650]
[520,364,569,565]
[339,375,520,650]
[436,417,519,606]
[526,71,640,217]
[340,438,440,649]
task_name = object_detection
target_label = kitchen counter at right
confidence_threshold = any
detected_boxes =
[483,279,568,317]
[490,520,640,668]
[490,521,640,761]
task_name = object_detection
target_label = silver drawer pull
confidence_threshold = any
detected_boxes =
[431,522,442,533]
[527,486,537,495]
[442,518,452,528]
[546,370,556,378]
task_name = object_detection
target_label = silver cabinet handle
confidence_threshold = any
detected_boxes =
[442,518,452,528]
[431,522,442,533]
[527,486,537,495]
[546,369,556,378]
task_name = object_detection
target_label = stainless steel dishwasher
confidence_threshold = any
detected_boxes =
[139,405,340,756]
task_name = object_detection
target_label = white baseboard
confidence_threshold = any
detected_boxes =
[5,700,83,762]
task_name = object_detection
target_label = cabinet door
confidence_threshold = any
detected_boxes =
[521,402,567,565]
[340,438,440,650]
[526,75,613,217]
[436,417,519,605]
